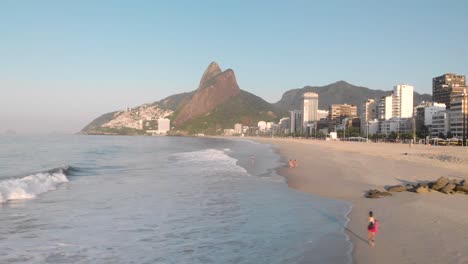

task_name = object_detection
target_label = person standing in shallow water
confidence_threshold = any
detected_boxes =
[368,211,378,246]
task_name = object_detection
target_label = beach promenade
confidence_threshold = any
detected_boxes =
[252,138,468,264]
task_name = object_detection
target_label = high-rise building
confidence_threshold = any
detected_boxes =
[279,117,290,135]
[414,102,445,135]
[393,85,414,118]
[360,99,377,136]
[377,93,393,120]
[377,85,414,120]
[449,91,468,138]
[328,104,358,121]
[433,73,466,108]
[303,92,319,134]
[289,110,303,135]
[157,118,171,134]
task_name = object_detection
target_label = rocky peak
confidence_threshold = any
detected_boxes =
[174,62,241,126]
[198,61,222,89]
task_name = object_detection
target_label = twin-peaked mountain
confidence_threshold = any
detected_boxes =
[81,62,431,135]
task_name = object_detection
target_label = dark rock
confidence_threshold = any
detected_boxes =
[455,183,468,193]
[379,191,393,197]
[366,189,392,198]
[440,183,457,194]
[431,177,449,191]
[387,185,407,192]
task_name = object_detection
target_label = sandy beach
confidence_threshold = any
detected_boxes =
[251,138,468,264]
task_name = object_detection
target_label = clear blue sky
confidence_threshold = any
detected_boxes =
[1,0,467,133]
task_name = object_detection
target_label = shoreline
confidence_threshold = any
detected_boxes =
[250,137,468,264]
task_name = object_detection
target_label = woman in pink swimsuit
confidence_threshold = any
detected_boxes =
[367,211,378,246]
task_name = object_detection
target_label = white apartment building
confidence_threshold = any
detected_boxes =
[421,103,446,126]
[378,85,414,121]
[234,123,243,134]
[258,121,267,131]
[303,92,319,133]
[393,85,414,118]
[378,94,393,120]
[361,99,377,136]
[157,118,171,134]
[380,117,413,136]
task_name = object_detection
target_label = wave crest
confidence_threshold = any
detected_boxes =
[0,168,69,203]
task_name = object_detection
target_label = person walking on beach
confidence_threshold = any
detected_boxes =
[367,211,378,246]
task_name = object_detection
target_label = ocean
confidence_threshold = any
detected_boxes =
[0,135,352,264]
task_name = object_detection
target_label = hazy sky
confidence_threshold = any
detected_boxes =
[1,0,467,133]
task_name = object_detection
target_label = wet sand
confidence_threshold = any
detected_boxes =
[251,138,468,264]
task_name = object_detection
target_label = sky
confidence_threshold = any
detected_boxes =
[1,0,467,133]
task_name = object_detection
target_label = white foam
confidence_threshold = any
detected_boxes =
[0,171,69,203]
[170,149,247,173]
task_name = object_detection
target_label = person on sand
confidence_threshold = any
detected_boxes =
[288,159,294,168]
[368,211,378,246]
[293,159,298,168]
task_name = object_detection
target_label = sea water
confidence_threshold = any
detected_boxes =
[0,135,352,264]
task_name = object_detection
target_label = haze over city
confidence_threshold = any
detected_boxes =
[1,0,467,133]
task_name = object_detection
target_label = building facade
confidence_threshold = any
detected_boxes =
[328,104,358,121]
[449,94,468,138]
[303,92,319,135]
[433,73,466,108]
[157,118,171,134]
[360,99,377,136]
[289,110,303,135]
[431,111,449,137]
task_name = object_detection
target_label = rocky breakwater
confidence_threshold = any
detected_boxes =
[366,177,468,198]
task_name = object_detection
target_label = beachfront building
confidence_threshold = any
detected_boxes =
[279,117,290,135]
[431,111,449,137]
[234,123,243,135]
[378,93,393,120]
[157,118,171,134]
[303,92,319,136]
[289,110,303,135]
[433,73,466,108]
[361,99,377,137]
[378,85,414,121]
[329,104,358,120]
[317,110,329,120]
[414,102,446,136]
[380,117,413,136]
[448,93,468,138]
[393,85,414,118]
[258,121,267,132]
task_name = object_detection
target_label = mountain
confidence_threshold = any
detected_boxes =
[81,62,283,135]
[173,62,241,126]
[274,81,432,113]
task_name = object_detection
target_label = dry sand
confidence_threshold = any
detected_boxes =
[251,138,468,264]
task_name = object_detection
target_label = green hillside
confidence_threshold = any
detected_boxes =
[176,90,286,135]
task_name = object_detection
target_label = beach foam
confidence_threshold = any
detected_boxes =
[170,149,247,173]
[0,168,69,203]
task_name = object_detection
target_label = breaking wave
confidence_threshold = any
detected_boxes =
[0,166,71,203]
[170,149,247,174]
